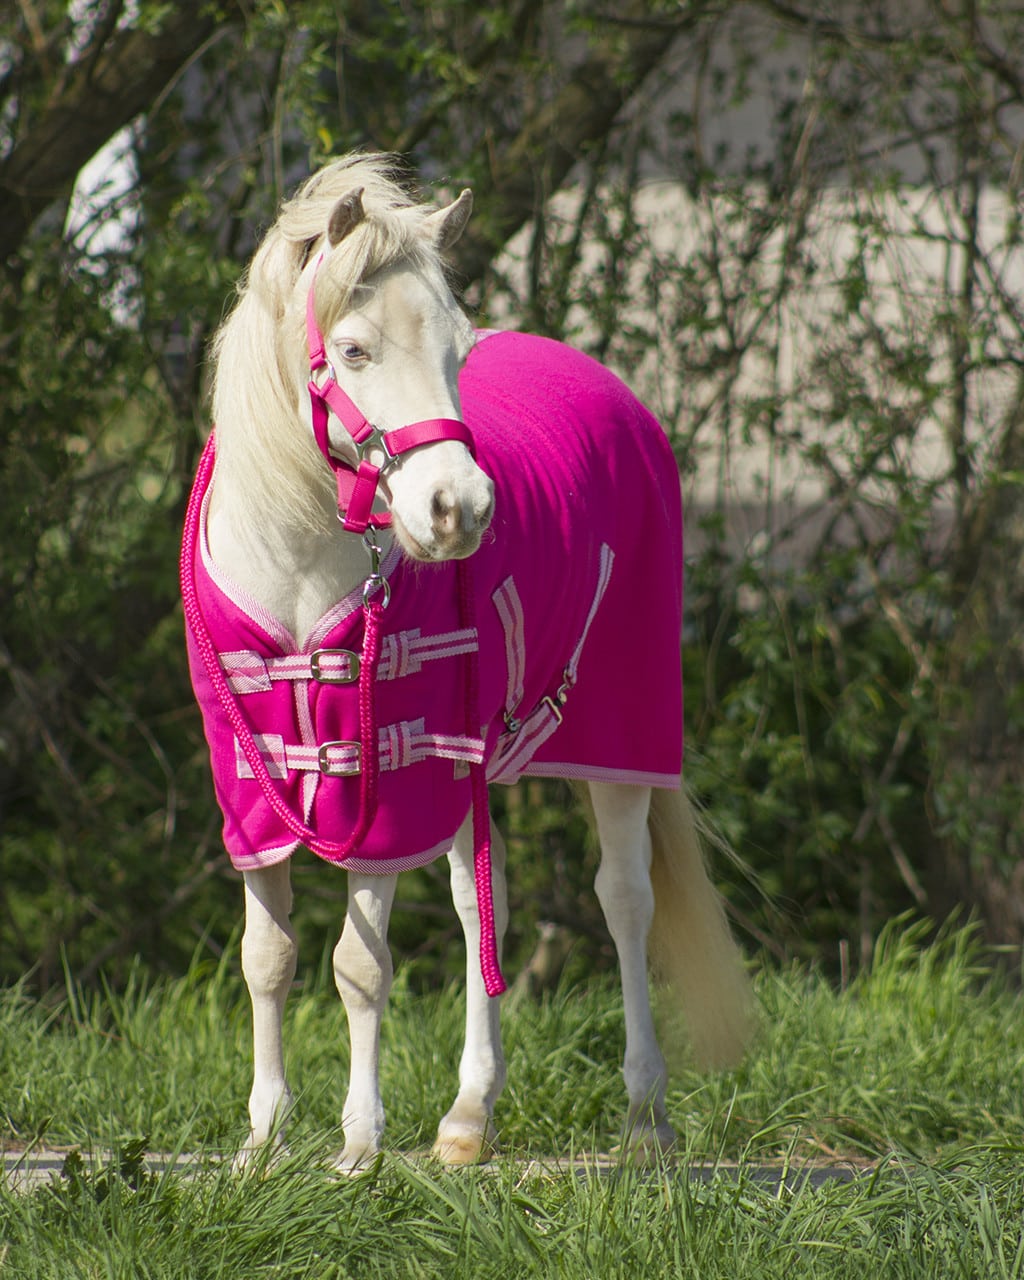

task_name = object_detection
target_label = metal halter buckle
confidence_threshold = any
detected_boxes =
[310,360,337,390]
[541,696,564,726]
[354,425,398,469]
[541,669,573,726]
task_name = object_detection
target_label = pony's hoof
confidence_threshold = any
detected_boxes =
[432,1123,498,1166]
[614,1117,678,1165]
[433,1099,498,1166]
[232,1137,289,1175]
[333,1145,382,1177]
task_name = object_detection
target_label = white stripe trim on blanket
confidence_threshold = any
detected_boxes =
[492,576,526,726]
[377,627,479,680]
[565,543,615,686]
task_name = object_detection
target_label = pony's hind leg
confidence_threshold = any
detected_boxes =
[333,871,398,1172]
[433,815,508,1165]
[588,781,677,1158]
[237,861,298,1167]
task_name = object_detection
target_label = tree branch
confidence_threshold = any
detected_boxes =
[451,6,697,287]
[0,2,244,265]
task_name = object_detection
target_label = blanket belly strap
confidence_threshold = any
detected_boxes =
[487,696,564,784]
[487,542,616,784]
[235,720,486,779]
[220,626,479,694]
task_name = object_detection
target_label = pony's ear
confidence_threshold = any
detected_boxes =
[424,189,473,250]
[327,188,366,246]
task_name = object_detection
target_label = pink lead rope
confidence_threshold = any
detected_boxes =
[458,561,505,998]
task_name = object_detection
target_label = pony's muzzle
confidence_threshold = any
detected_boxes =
[428,477,495,559]
[389,471,494,562]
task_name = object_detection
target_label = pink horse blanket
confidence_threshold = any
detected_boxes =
[184,331,683,873]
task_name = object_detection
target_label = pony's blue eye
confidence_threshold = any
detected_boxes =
[339,343,367,364]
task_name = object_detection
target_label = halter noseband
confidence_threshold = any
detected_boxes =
[305,255,475,534]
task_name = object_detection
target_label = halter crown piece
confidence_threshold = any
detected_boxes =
[305,254,476,533]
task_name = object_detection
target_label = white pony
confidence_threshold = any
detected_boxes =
[181,154,753,1171]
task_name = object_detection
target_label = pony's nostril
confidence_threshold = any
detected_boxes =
[431,483,492,546]
[431,490,457,534]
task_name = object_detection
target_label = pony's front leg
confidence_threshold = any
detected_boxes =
[433,816,508,1165]
[333,871,397,1172]
[589,781,676,1158]
[237,861,298,1167]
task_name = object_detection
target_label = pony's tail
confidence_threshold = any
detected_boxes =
[647,785,755,1071]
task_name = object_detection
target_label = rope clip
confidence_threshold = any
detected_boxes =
[362,527,392,609]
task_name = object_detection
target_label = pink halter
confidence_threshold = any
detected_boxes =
[305,255,475,533]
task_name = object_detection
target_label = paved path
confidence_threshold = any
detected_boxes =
[2,1148,871,1195]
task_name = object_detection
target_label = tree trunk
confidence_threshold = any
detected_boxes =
[0,2,242,266]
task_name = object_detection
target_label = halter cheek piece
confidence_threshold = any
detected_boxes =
[305,255,476,534]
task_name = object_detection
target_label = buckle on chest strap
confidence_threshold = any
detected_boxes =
[310,648,361,684]
[318,741,362,776]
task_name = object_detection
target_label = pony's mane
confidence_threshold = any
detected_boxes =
[210,154,443,532]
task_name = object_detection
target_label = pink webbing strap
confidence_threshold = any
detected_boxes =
[180,435,384,864]
[329,420,475,533]
[384,419,474,457]
[457,559,507,998]
[335,460,383,533]
[306,363,388,533]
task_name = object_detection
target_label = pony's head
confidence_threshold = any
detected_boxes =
[211,155,494,562]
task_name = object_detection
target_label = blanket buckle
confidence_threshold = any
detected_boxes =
[317,741,362,776]
[310,649,360,684]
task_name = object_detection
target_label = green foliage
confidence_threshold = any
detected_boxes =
[477,3,1024,968]
[1,920,1021,1161]
[4,1,1024,993]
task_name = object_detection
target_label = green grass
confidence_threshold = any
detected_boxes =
[3,919,1024,1277]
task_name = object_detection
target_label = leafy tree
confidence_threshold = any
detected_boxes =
[3,0,1024,989]
[0,0,722,987]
